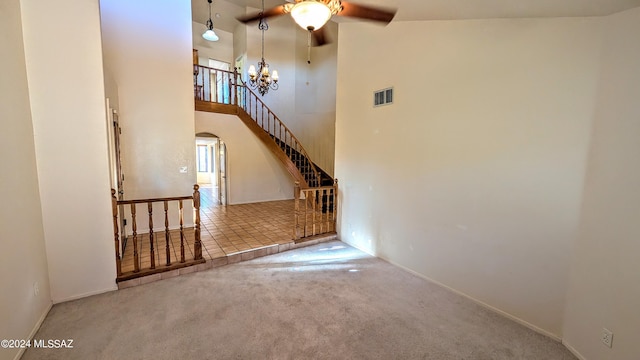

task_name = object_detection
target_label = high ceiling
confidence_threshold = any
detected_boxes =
[192,0,640,34]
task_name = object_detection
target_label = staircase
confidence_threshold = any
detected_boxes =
[194,64,337,240]
[272,134,334,187]
[194,64,333,189]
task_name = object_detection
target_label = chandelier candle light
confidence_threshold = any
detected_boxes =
[248,0,279,96]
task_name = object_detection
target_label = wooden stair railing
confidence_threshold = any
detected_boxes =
[193,64,331,188]
[294,179,338,241]
[111,185,205,282]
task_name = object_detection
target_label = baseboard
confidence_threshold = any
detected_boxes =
[52,285,117,304]
[13,301,53,360]
[343,240,375,257]
[342,239,563,342]
[230,197,294,205]
[562,340,587,360]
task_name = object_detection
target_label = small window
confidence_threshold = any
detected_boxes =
[374,87,394,107]
[197,145,208,172]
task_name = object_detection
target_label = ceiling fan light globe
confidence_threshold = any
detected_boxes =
[202,29,219,41]
[291,1,332,31]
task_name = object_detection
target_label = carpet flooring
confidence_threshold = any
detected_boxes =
[22,241,576,360]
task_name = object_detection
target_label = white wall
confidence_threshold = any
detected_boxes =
[233,20,247,67]
[0,1,52,358]
[195,111,294,204]
[100,0,196,200]
[336,17,603,337]
[20,0,117,302]
[193,22,234,65]
[293,21,338,176]
[245,15,298,126]
[562,7,640,360]
[103,67,120,112]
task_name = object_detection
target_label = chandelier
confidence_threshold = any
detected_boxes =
[247,0,279,96]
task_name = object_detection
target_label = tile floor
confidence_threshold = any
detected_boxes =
[198,185,295,260]
[121,185,296,273]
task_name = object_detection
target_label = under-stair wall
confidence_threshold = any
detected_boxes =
[195,111,295,204]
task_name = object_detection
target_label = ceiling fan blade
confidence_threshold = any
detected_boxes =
[311,27,331,47]
[338,1,396,24]
[236,5,287,24]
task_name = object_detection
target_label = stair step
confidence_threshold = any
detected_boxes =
[259,113,333,188]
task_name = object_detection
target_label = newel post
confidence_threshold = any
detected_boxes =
[193,184,203,260]
[294,181,301,240]
[111,189,122,276]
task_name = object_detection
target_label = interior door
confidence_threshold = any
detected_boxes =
[218,140,228,205]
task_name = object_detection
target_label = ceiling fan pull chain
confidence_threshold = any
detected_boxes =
[307,30,312,64]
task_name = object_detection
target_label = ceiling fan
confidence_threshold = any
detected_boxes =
[237,0,396,46]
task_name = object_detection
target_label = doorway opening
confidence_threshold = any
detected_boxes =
[196,132,228,206]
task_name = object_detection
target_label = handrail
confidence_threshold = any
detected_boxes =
[193,64,322,187]
[118,196,192,205]
[195,64,235,74]
[111,185,204,282]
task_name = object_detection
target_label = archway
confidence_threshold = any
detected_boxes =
[195,132,227,205]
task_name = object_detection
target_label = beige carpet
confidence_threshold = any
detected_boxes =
[22,241,576,359]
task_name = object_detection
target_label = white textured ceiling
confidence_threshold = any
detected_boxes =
[192,0,640,34]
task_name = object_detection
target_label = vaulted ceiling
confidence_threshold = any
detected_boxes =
[192,0,640,34]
